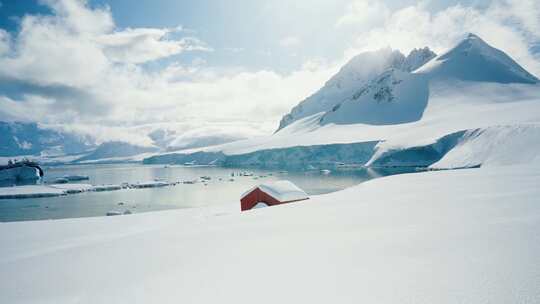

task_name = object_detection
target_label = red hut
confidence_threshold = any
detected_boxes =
[240,180,309,211]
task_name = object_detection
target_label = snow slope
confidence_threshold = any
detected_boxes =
[367,124,540,168]
[431,125,540,168]
[319,69,429,125]
[1,164,539,303]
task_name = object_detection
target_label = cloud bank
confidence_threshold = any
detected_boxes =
[0,0,335,146]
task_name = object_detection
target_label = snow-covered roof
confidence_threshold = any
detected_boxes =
[241,180,309,202]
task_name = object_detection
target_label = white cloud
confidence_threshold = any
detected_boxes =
[99,28,211,64]
[0,0,336,145]
[224,47,244,53]
[40,0,114,35]
[279,36,301,48]
[335,0,390,29]
[341,0,540,76]
[0,1,210,86]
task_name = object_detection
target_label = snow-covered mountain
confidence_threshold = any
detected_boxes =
[318,69,429,126]
[276,47,436,131]
[149,33,540,169]
[0,122,159,163]
[0,122,94,157]
[75,141,159,163]
[0,121,249,164]
[318,33,537,127]
[416,33,538,83]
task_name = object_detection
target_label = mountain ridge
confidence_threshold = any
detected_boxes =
[285,33,539,131]
[415,33,538,83]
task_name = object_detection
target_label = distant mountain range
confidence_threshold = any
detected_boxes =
[0,122,94,157]
[0,122,157,163]
[0,122,246,163]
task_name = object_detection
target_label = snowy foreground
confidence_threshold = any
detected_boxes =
[1,164,539,303]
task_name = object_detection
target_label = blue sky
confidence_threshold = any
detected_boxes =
[0,0,498,73]
[0,0,538,144]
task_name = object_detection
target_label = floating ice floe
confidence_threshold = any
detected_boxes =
[0,179,177,200]
[130,181,169,189]
[63,175,90,181]
[49,183,94,194]
[0,185,65,199]
[53,177,69,184]
[92,184,123,192]
[106,211,122,216]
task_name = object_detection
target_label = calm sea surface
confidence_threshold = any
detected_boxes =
[0,164,416,222]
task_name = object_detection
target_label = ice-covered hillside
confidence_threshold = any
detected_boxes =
[319,69,429,125]
[277,47,435,130]
[150,34,540,169]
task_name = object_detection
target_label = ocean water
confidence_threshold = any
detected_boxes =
[0,164,416,222]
